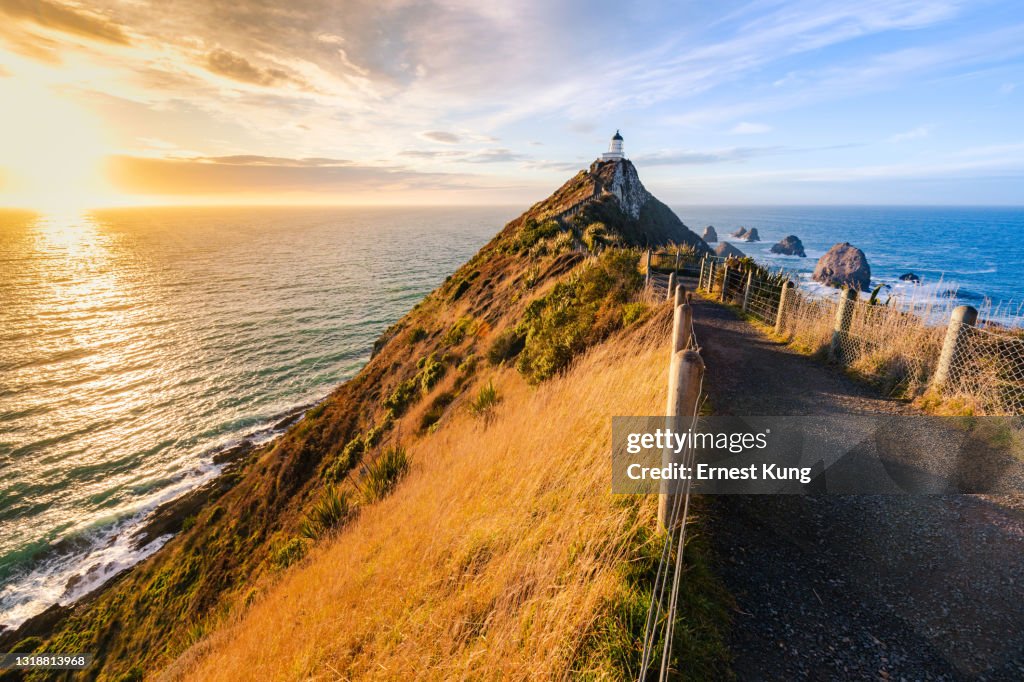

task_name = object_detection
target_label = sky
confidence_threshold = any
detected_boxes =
[0,0,1022,209]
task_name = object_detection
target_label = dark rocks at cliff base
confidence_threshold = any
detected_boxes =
[813,242,871,291]
[741,228,761,242]
[715,242,746,259]
[770,235,806,257]
[730,226,748,238]
[899,273,921,283]
[702,225,718,242]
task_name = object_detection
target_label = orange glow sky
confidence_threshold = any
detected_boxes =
[1,1,1023,210]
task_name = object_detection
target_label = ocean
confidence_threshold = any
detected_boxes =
[1,203,1022,629]
[0,206,509,630]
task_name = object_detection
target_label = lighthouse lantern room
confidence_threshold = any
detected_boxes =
[601,130,625,161]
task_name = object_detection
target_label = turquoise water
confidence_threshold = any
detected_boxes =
[2,203,1023,630]
[0,206,508,629]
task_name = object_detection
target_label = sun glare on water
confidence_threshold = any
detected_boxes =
[0,79,112,214]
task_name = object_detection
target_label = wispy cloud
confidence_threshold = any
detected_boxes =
[730,121,772,134]
[419,131,461,144]
[0,0,129,45]
[887,125,932,142]
[633,147,784,166]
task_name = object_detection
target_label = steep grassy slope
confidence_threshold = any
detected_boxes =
[4,160,713,680]
[163,309,731,680]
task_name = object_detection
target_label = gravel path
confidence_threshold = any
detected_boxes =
[689,291,1024,681]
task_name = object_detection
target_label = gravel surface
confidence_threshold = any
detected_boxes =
[688,291,1024,681]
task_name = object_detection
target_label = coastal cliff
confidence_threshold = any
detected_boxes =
[2,160,720,680]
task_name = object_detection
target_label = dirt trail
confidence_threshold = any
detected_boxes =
[688,290,1024,681]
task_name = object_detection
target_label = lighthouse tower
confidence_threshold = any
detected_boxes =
[601,130,625,161]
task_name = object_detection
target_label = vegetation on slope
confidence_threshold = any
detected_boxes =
[164,310,731,680]
[5,161,720,680]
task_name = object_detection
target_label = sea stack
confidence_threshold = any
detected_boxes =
[741,228,761,242]
[770,235,806,257]
[714,242,746,259]
[702,225,718,242]
[730,227,748,238]
[813,242,871,291]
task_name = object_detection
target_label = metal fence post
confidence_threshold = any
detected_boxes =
[741,269,754,312]
[774,280,794,334]
[666,272,676,302]
[658,349,704,529]
[933,305,979,389]
[829,287,858,362]
[719,264,730,302]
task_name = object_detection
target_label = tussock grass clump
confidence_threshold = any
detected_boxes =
[299,487,355,541]
[469,380,500,416]
[362,446,410,502]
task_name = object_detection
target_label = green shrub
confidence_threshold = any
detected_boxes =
[517,218,562,250]
[470,380,501,416]
[516,249,642,383]
[457,353,478,374]
[487,328,526,365]
[443,317,477,346]
[299,487,355,541]
[583,222,617,252]
[408,326,428,344]
[271,537,307,569]
[383,378,418,415]
[418,353,447,392]
[363,446,410,502]
[622,302,651,327]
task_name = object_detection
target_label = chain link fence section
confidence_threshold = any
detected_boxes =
[832,297,946,396]
[943,324,1024,414]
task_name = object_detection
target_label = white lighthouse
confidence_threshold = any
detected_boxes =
[601,130,625,161]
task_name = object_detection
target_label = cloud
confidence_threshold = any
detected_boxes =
[104,154,466,195]
[187,155,354,167]
[730,121,772,134]
[1000,82,1017,94]
[887,125,931,143]
[419,131,461,143]
[204,48,306,88]
[632,147,783,166]
[0,0,129,45]
[399,148,526,163]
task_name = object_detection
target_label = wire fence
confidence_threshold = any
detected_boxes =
[695,255,1024,415]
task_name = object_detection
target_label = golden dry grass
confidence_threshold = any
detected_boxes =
[162,310,689,681]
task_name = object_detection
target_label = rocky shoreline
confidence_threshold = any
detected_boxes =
[0,404,311,651]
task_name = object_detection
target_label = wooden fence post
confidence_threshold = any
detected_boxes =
[697,257,707,292]
[643,250,651,290]
[774,280,794,334]
[829,287,858,362]
[671,288,692,353]
[741,269,754,312]
[932,305,979,389]
[666,272,676,302]
[719,264,730,302]
[674,251,680,273]
[658,349,704,529]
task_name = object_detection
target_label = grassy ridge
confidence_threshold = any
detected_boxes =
[165,310,731,680]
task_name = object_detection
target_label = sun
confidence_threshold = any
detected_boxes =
[0,80,111,213]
